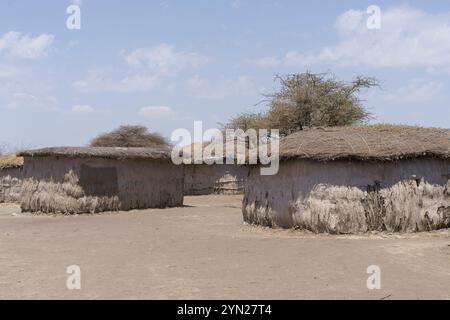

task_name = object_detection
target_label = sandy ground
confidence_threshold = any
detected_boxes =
[0,195,449,300]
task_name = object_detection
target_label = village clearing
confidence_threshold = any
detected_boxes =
[0,195,449,300]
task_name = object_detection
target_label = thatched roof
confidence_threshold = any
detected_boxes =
[0,156,24,169]
[181,140,250,161]
[18,147,170,161]
[280,125,450,161]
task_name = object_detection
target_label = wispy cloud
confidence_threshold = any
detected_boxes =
[255,6,450,70]
[74,44,209,93]
[71,105,95,114]
[139,106,175,117]
[0,65,21,78]
[186,75,256,99]
[73,70,161,93]
[124,43,209,76]
[0,31,54,59]
[231,0,241,9]
[384,80,443,103]
[6,92,58,110]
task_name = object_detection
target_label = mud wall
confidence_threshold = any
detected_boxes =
[183,164,248,195]
[23,156,184,210]
[243,158,450,233]
[0,167,23,203]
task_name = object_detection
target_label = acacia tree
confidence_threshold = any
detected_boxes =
[221,112,270,131]
[224,72,378,135]
[90,125,169,148]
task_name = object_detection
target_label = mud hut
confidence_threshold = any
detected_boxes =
[243,125,450,234]
[0,156,24,203]
[18,147,184,214]
[182,141,249,195]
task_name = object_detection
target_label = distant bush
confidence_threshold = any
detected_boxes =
[90,125,169,148]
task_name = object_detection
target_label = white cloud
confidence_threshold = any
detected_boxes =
[71,105,94,114]
[0,65,20,78]
[0,62,58,113]
[139,106,175,117]
[73,71,161,93]
[231,0,241,9]
[255,6,450,69]
[0,31,54,59]
[74,44,208,93]
[187,75,256,99]
[384,80,443,103]
[335,9,366,37]
[254,56,281,68]
[124,43,209,76]
[6,92,58,110]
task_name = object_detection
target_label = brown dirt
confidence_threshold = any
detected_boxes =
[0,195,449,299]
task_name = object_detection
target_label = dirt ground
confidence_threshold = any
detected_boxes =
[0,195,449,300]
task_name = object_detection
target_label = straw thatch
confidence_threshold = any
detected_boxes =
[0,175,22,203]
[181,139,251,163]
[244,178,450,234]
[280,125,450,161]
[0,156,23,203]
[18,147,170,160]
[0,156,24,169]
[291,179,450,233]
[20,170,120,214]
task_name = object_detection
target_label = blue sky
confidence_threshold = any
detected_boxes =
[0,0,449,151]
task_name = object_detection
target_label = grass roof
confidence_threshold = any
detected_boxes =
[0,156,24,169]
[280,125,450,161]
[18,147,170,161]
[181,140,249,160]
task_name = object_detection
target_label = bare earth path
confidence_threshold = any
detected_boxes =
[0,196,449,299]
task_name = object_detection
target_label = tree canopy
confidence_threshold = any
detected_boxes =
[90,125,169,148]
[224,72,378,135]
